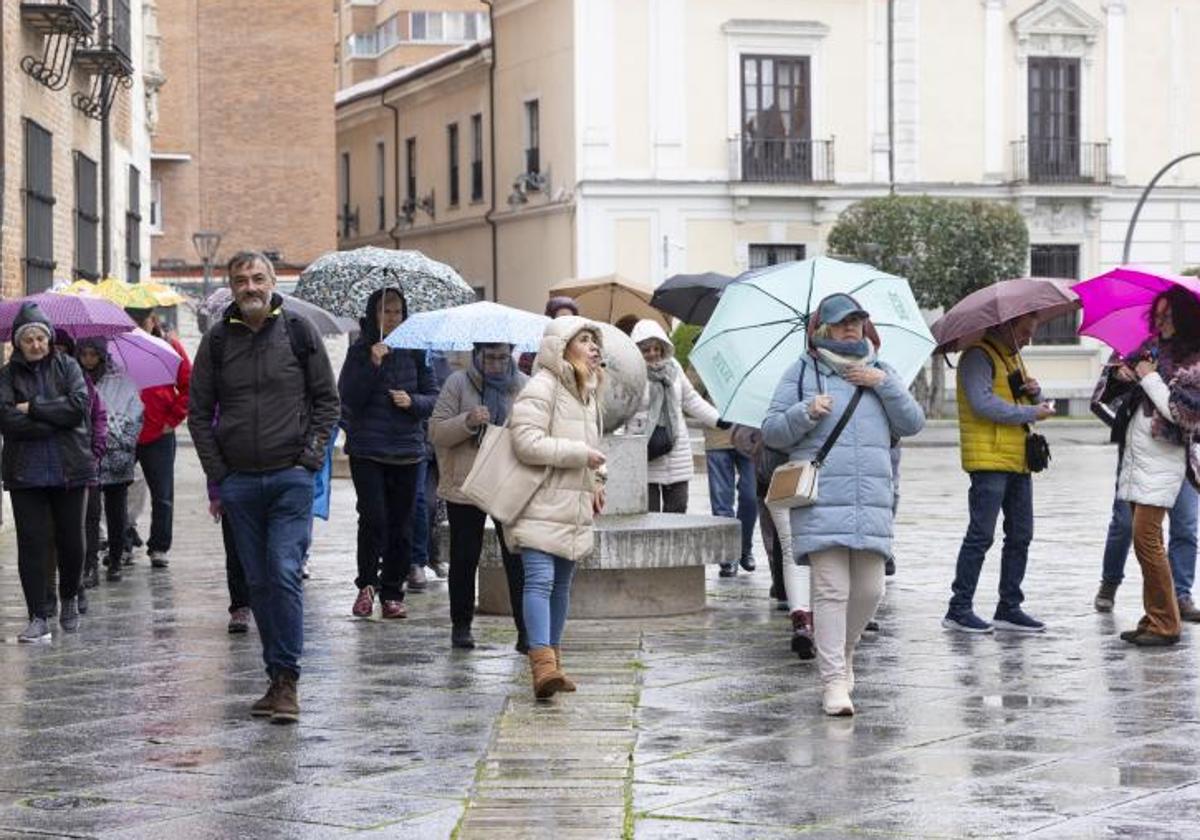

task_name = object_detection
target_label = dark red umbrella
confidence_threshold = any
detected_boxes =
[931,278,1078,353]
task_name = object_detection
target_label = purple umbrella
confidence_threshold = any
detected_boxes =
[1073,267,1200,356]
[0,292,135,341]
[104,329,182,389]
[931,277,1079,353]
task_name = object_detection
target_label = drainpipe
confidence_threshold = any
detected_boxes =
[887,0,895,194]
[382,97,402,248]
[481,1,499,302]
[101,110,112,276]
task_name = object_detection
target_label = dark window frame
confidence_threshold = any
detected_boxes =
[405,137,417,204]
[447,123,460,207]
[524,99,540,175]
[74,152,99,281]
[125,165,141,283]
[24,119,56,294]
[376,141,386,231]
[1030,243,1081,346]
[1027,57,1081,181]
[470,113,484,202]
[748,243,806,269]
[339,151,352,238]
[740,54,813,182]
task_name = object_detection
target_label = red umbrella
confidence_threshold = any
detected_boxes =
[0,292,136,341]
[931,278,1079,354]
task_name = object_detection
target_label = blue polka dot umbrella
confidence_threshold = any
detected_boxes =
[293,247,477,320]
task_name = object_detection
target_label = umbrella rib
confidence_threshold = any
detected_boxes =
[873,322,937,343]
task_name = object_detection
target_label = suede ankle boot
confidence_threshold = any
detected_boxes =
[528,647,565,699]
[552,646,576,692]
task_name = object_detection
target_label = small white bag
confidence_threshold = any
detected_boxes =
[766,461,819,508]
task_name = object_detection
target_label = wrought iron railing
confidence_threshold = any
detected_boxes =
[732,136,834,183]
[1011,139,1109,185]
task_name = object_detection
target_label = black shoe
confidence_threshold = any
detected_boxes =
[451,625,476,650]
[1119,628,1144,643]
[60,597,80,633]
[864,619,880,633]
[1132,631,1180,647]
[106,566,123,583]
[77,589,89,615]
[885,556,896,576]
[718,563,737,578]
[83,565,100,589]
[515,635,529,654]
[739,555,756,572]
[121,551,134,567]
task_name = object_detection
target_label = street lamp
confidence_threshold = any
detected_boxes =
[192,231,221,331]
[1122,152,1200,264]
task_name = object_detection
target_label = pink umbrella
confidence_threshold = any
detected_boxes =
[1072,267,1200,356]
[931,277,1079,354]
[104,329,182,389]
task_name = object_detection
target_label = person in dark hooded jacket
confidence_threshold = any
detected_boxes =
[0,303,95,642]
[339,287,437,619]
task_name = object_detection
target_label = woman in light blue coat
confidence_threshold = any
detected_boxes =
[762,293,924,716]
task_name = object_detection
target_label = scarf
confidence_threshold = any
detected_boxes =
[646,360,679,439]
[474,355,516,428]
[1146,340,1200,444]
[812,337,876,376]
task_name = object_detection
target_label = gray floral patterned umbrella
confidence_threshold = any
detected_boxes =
[293,247,476,320]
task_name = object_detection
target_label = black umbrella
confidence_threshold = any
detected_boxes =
[649,271,734,325]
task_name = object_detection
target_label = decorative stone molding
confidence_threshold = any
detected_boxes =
[1012,0,1101,63]
[720,19,830,40]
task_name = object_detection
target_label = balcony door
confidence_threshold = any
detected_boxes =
[1028,57,1080,181]
[741,55,811,182]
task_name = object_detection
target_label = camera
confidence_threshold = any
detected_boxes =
[1007,369,1027,398]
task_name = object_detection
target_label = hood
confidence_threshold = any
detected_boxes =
[630,319,675,358]
[11,302,54,351]
[359,286,408,344]
[533,315,604,380]
[806,294,881,353]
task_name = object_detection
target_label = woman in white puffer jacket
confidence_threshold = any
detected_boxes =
[1114,286,1200,647]
[630,320,721,514]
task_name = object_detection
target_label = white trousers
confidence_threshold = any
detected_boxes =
[767,503,811,612]
[810,547,886,686]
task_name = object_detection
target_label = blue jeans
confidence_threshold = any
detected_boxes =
[1102,474,1197,598]
[706,449,756,559]
[220,467,314,677]
[949,471,1033,617]
[522,549,576,649]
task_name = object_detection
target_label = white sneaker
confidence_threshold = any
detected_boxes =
[18,618,51,643]
[822,681,854,717]
[149,552,169,569]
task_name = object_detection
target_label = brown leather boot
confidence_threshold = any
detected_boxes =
[271,670,300,724]
[251,676,279,717]
[529,647,565,699]
[552,646,576,692]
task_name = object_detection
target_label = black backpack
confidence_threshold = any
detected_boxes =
[206,311,314,396]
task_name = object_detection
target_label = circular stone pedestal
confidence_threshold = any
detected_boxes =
[450,513,740,619]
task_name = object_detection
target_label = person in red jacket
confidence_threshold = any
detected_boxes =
[127,307,191,569]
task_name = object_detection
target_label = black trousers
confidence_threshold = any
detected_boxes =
[86,483,130,571]
[350,456,420,602]
[648,481,689,513]
[446,501,525,638]
[12,487,87,620]
[136,432,176,554]
[223,515,250,612]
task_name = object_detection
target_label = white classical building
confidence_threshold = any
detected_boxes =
[337,0,1200,413]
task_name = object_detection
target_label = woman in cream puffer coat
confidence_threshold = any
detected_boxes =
[508,316,608,699]
[630,320,721,513]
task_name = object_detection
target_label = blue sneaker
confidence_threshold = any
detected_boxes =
[941,611,993,634]
[992,607,1045,634]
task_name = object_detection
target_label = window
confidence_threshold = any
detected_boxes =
[126,166,142,282]
[405,138,417,205]
[24,120,55,294]
[741,55,813,182]
[408,11,488,43]
[376,142,386,231]
[345,31,377,57]
[447,124,460,207]
[1030,244,1080,345]
[376,15,399,53]
[524,99,540,176]
[74,153,99,280]
[113,0,131,58]
[470,113,484,202]
[148,179,162,235]
[749,244,805,269]
[1028,57,1080,181]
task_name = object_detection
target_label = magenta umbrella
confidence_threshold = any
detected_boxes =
[0,292,135,341]
[931,277,1079,353]
[1072,267,1200,356]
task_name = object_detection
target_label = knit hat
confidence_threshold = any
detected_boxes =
[12,302,54,348]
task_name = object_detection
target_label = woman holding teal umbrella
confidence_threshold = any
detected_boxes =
[762,293,924,717]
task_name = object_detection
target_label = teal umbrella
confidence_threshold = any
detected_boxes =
[690,257,934,427]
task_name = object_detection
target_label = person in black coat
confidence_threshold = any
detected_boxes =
[338,287,437,619]
[0,303,95,642]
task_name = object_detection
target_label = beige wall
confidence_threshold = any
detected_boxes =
[495,207,575,311]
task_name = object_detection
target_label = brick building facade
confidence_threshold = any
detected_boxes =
[2,0,152,299]
[150,0,336,276]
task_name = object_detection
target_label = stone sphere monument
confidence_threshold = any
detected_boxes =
[595,322,647,432]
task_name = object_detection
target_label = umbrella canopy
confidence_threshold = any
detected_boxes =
[293,246,476,320]
[385,300,550,353]
[649,271,734,326]
[83,278,161,309]
[930,277,1079,354]
[690,257,935,427]
[548,274,670,330]
[101,328,182,389]
[142,281,186,307]
[1072,267,1200,356]
[201,288,357,336]
[0,293,135,341]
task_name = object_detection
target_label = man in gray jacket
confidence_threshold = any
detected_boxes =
[188,251,340,724]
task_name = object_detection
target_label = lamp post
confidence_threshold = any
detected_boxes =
[192,231,221,331]
[1122,152,1200,264]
